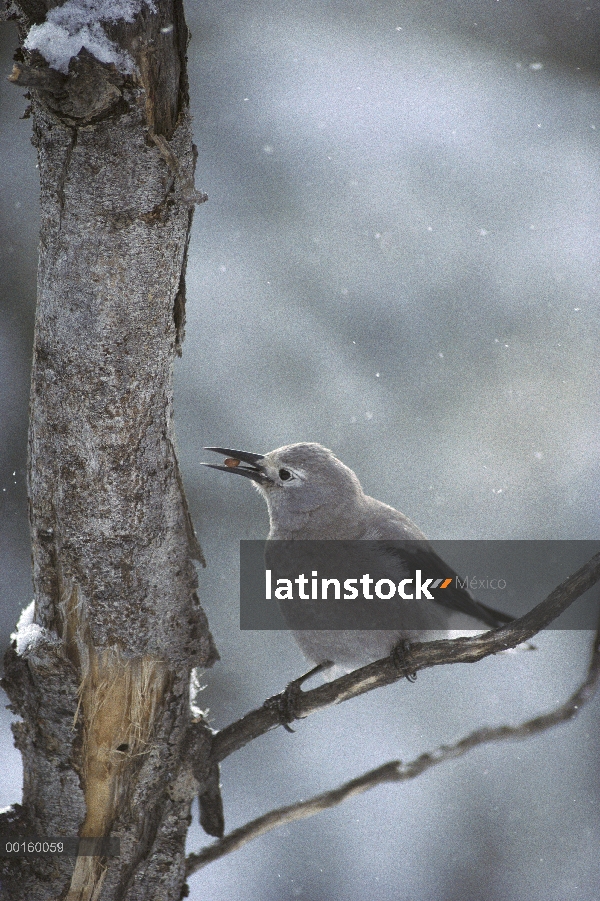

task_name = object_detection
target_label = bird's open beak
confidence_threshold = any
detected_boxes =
[201,447,270,484]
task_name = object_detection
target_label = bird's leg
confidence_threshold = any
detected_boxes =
[264,661,334,731]
[391,639,417,682]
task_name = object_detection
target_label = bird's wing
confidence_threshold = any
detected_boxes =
[378,541,513,628]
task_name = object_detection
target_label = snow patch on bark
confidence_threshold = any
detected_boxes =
[11,600,54,655]
[24,0,156,74]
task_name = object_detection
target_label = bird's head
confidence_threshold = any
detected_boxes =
[203,442,364,526]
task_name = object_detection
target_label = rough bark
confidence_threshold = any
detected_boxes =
[0,3,218,899]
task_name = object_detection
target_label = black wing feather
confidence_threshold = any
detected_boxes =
[382,542,512,628]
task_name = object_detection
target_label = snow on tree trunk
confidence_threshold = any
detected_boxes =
[0,2,218,898]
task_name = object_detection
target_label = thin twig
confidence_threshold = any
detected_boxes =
[186,625,600,875]
[211,551,600,763]
[185,761,401,874]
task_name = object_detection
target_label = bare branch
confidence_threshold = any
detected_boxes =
[186,624,600,875]
[211,551,600,763]
[185,761,402,874]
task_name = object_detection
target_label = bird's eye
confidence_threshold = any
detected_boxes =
[278,468,293,481]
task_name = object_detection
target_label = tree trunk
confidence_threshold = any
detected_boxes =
[0,2,218,899]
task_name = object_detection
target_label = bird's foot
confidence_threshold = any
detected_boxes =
[264,661,333,731]
[391,639,417,682]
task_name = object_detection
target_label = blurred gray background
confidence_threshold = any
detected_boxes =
[2,1,600,899]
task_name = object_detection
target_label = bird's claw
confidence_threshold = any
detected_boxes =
[280,681,303,729]
[264,661,333,731]
[392,639,417,682]
[263,681,302,731]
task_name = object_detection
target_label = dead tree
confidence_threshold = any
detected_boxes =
[0,2,219,898]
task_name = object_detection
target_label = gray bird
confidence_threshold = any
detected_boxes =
[203,442,513,678]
